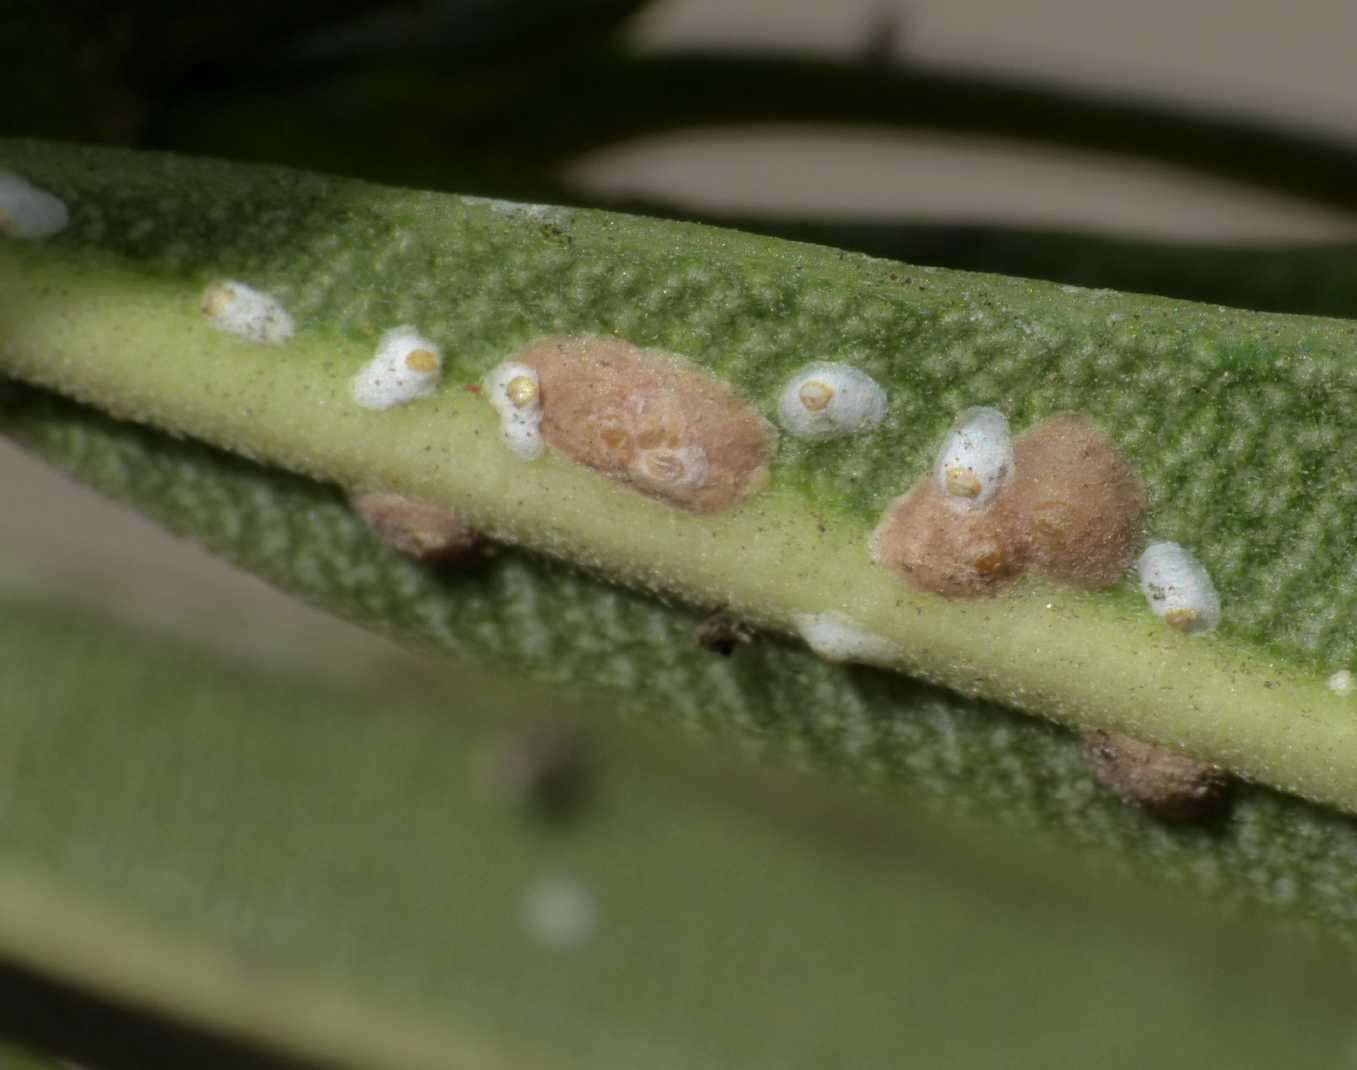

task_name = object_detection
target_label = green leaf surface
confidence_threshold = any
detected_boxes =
[2,584,1357,1069]
[591,204,1357,321]
[5,141,1357,816]
[9,383,1357,949]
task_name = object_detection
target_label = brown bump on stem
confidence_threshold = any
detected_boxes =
[513,335,776,513]
[695,613,753,656]
[352,491,482,564]
[871,478,1026,598]
[1080,729,1232,822]
[0,209,15,236]
[1001,413,1146,587]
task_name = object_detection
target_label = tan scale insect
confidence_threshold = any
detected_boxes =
[351,491,482,564]
[510,335,775,513]
[1080,729,1231,822]
[871,478,1026,598]
[999,414,1146,587]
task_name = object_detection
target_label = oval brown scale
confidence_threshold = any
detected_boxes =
[1080,729,1232,822]
[352,491,483,564]
[514,336,776,514]
[871,478,1026,598]
[1001,413,1146,587]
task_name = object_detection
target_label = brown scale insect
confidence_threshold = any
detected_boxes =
[351,491,483,565]
[871,478,1026,598]
[999,413,1146,588]
[1080,729,1232,822]
[512,335,776,514]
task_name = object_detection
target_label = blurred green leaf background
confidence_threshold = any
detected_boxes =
[9,1,1357,1067]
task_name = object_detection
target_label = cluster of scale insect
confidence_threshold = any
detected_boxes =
[0,167,1281,653]
[867,406,1230,644]
[494,336,777,514]
[8,170,1346,828]
[9,163,1347,793]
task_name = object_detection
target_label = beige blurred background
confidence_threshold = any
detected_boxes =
[8,0,1357,644]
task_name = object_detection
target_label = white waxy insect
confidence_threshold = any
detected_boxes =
[776,362,886,441]
[1328,670,1355,697]
[0,169,68,240]
[935,406,1013,510]
[485,360,544,461]
[1137,541,1221,635]
[352,325,443,410]
[792,611,901,667]
[200,280,295,345]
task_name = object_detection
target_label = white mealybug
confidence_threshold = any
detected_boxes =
[776,362,886,441]
[1137,541,1221,635]
[935,406,1013,509]
[1328,670,1355,697]
[485,361,544,461]
[351,326,443,410]
[200,280,295,345]
[0,170,68,240]
[792,611,900,666]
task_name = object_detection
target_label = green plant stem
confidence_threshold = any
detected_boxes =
[4,248,1356,815]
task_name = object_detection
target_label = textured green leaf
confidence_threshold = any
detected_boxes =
[2,585,1357,1069]
[5,140,1357,816]
[593,204,1357,321]
[9,383,1357,948]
